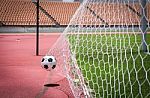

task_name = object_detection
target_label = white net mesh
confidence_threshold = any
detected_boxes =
[47,0,150,98]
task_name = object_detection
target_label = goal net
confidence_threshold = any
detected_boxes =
[47,0,150,98]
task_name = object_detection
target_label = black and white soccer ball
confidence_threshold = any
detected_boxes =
[41,56,56,71]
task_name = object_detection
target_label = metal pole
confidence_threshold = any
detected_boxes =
[141,0,148,52]
[36,0,39,56]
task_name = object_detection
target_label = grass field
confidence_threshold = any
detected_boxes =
[68,33,150,98]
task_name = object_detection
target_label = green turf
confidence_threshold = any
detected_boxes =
[68,33,150,98]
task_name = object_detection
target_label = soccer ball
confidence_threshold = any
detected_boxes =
[41,55,56,71]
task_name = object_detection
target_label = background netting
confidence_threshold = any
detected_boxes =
[47,0,150,98]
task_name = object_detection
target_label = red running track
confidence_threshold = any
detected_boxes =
[0,33,74,98]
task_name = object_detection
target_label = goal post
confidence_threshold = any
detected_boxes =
[36,0,39,56]
[46,0,150,98]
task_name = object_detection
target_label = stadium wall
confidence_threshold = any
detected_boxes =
[0,26,65,33]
